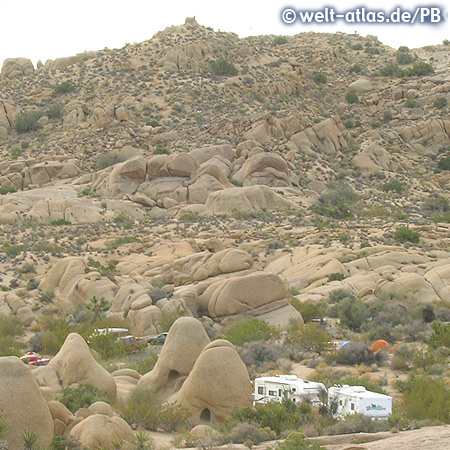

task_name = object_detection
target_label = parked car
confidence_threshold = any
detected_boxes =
[20,352,50,366]
[147,332,168,345]
[119,335,147,352]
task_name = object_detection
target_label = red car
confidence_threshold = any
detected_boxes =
[20,352,50,366]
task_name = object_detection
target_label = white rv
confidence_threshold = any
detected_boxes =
[254,375,327,406]
[328,385,392,420]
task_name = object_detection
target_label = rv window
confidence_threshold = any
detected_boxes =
[269,390,277,396]
[351,403,355,411]
[292,388,296,392]
[278,389,282,397]
[257,387,266,395]
[339,400,342,405]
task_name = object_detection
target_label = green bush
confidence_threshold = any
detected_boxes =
[312,72,327,85]
[437,156,450,170]
[434,97,448,109]
[381,179,405,194]
[272,36,289,46]
[276,432,325,450]
[349,64,362,73]
[405,98,418,108]
[428,322,450,349]
[1,242,22,256]
[120,388,190,431]
[0,316,24,356]
[324,414,390,435]
[46,103,64,119]
[336,295,368,331]
[59,383,109,413]
[335,342,382,366]
[0,186,17,195]
[210,58,238,76]
[396,50,415,65]
[399,375,450,423]
[285,321,333,355]
[345,92,359,104]
[54,81,76,95]
[407,62,434,76]
[14,110,43,133]
[157,308,187,332]
[393,227,420,244]
[96,152,126,170]
[380,63,404,77]
[289,298,325,322]
[223,318,281,346]
[89,332,125,359]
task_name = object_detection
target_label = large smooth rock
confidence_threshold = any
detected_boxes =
[205,185,295,214]
[200,272,287,318]
[0,356,53,449]
[137,317,210,402]
[69,414,133,449]
[48,333,117,399]
[170,340,253,423]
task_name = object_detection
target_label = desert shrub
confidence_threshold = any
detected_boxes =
[232,399,305,436]
[120,389,190,431]
[423,194,449,211]
[127,351,159,375]
[396,50,415,65]
[59,383,109,413]
[393,227,420,244]
[96,152,126,169]
[381,179,404,194]
[399,320,431,343]
[157,308,187,332]
[275,432,325,450]
[335,342,381,366]
[14,110,43,133]
[210,58,238,76]
[349,64,362,73]
[422,304,436,323]
[398,375,450,423]
[223,318,281,346]
[312,72,327,84]
[54,81,76,95]
[148,283,167,302]
[289,298,325,322]
[434,97,448,109]
[313,183,358,219]
[380,63,404,77]
[46,103,64,119]
[2,242,22,256]
[237,340,282,369]
[405,98,418,108]
[108,236,141,249]
[228,423,273,444]
[406,62,434,76]
[89,332,125,359]
[154,145,170,155]
[345,92,359,104]
[272,36,289,46]
[336,295,368,331]
[428,322,450,349]
[39,314,73,355]
[437,156,450,170]
[0,316,24,356]
[284,321,333,355]
[0,186,17,195]
[325,414,390,435]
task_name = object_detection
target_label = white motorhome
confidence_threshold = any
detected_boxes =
[328,385,392,419]
[254,375,327,406]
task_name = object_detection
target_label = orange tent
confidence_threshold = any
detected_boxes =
[370,339,391,352]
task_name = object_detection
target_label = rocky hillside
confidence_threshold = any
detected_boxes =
[1,16,450,450]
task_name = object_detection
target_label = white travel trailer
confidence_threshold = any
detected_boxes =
[254,375,327,406]
[328,385,392,419]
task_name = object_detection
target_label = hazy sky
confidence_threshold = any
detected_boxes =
[0,0,449,66]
